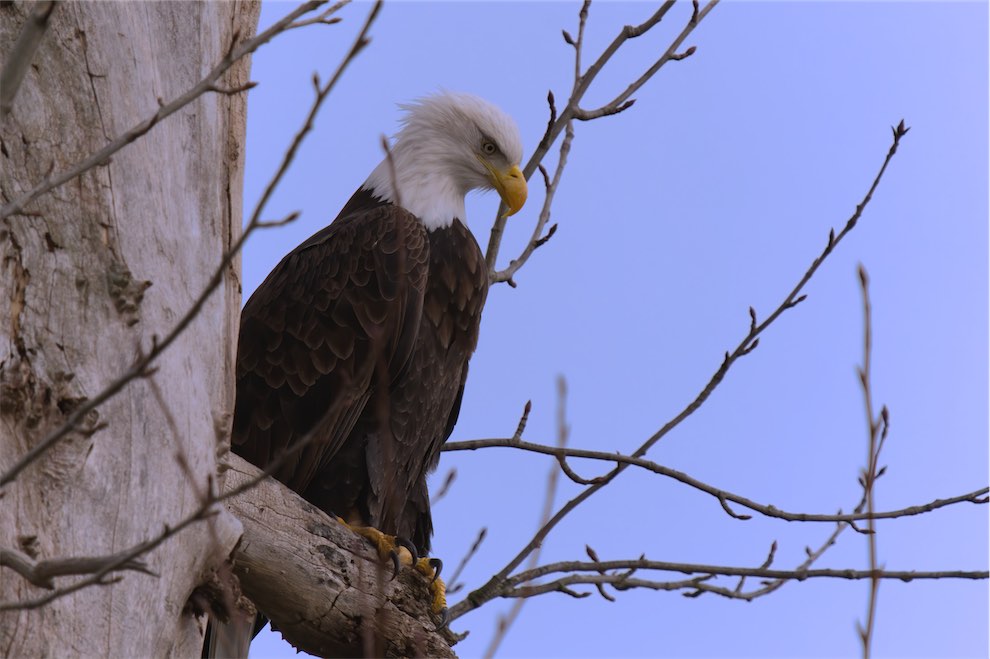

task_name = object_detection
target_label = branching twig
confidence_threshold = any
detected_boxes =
[0,1,381,489]
[485,0,719,276]
[0,499,219,611]
[443,437,985,524]
[0,546,154,591]
[449,122,911,623]
[0,0,343,220]
[498,564,987,602]
[492,121,573,287]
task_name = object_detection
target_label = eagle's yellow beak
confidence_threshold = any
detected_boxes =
[488,164,528,218]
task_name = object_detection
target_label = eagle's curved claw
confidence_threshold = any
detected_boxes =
[435,607,449,630]
[389,549,402,580]
[396,536,419,565]
[429,557,443,583]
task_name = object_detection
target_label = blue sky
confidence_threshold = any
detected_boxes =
[241,2,988,657]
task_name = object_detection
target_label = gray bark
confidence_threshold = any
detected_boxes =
[222,453,458,658]
[0,2,258,656]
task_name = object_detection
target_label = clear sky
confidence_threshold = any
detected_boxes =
[241,2,988,657]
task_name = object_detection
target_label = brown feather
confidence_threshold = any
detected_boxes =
[233,188,487,554]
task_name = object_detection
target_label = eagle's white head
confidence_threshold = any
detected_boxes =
[364,92,527,230]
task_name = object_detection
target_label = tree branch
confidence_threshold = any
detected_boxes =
[481,377,569,658]
[449,121,911,624]
[485,0,720,278]
[0,546,154,591]
[0,0,380,489]
[856,263,884,658]
[0,0,344,221]
[221,454,457,658]
[442,438,986,524]
[499,564,987,602]
[0,0,58,118]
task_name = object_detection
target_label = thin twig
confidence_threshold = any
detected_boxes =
[442,438,984,524]
[485,0,719,274]
[856,264,882,658]
[447,528,487,596]
[492,122,573,286]
[0,1,381,489]
[0,0,58,118]
[507,559,988,592]
[482,377,569,659]
[0,0,344,220]
[430,469,457,506]
[498,565,987,602]
[0,500,220,611]
[449,122,911,623]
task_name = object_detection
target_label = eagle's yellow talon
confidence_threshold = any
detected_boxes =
[339,519,414,568]
[415,557,447,615]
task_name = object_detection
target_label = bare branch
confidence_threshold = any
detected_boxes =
[0,0,345,220]
[485,0,719,274]
[507,559,988,595]
[0,0,58,118]
[492,121,574,286]
[447,527,487,596]
[443,437,986,524]
[0,502,220,611]
[499,564,987,602]
[450,122,911,623]
[856,263,882,659]
[287,1,349,29]
[0,546,154,591]
[430,469,457,506]
[481,377,570,658]
[1,0,381,489]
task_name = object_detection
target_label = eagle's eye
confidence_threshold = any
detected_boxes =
[481,140,497,156]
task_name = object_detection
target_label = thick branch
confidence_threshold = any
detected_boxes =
[220,454,456,658]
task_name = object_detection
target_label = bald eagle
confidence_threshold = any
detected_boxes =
[223,92,526,648]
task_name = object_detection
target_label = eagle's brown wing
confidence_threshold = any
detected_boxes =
[232,197,429,496]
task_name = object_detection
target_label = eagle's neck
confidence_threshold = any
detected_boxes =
[363,144,467,231]
[363,129,472,231]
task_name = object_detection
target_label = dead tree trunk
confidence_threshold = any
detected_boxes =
[0,2,258,656]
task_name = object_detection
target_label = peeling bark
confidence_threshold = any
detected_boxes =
[221,454,458,659]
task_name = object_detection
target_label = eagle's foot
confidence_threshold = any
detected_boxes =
[415,557,448,624]
[336,517,416,579]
